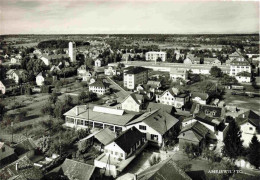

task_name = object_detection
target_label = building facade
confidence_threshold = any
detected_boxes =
[123,67,148,90]
[145,51,167,62]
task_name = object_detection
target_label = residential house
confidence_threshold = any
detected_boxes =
[235,71,251,83]
[104,66,121,76]
[136,157,193,180]
[89,80,110,95]
[33,49,42,55]
[82,71,93,82]
[10,57,20,64]
[14,138,37,159]
[203,58,221,65]
[77,65,88,77]
[94,127,147,177]
[190,92,209,105]
[237,110,260,147]
[126,109,179,146]
[50,65,61,73]
[170,68,188,81]
[6,69,26,84]
[80,128,116,152]
[0,81,6,94]
[15,54,22,60]
[229,51,243,61]
[0,142,18,168]
[146,80,162,92]
[178,121,211,149]
[4,54,9,59]
[64,105,138,133]
[183,55,200,64]
[123,66,148,90]
[36,72,48,86]
[155,87,190,109]
[230,57,251,76]
[57,158,96,180]
[95,59,103,67]
[145,51,167,62]
[121,93,144,112]
[0,156,43,180]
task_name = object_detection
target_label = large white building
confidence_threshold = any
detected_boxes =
[123,67,148,90]
[68,42,76,62]
[230,57,251,76]
[145,51,167,62]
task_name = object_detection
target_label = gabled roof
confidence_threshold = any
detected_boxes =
[89,80,109,88]
[190,103,224,118]
[113,127,144,154]
[94,128,116,145]
[180,121,210,139]
[61,158,95,180]
[122,93,143,105]
[237,110,260,128]
[14,138,37,156]
[170,68,187,75]
[204,58,220,63]
[127,109,179,135]
[147,102,176,115]
[0,156,43,180]
[229,51,242,57]
[137,157,192,180]
[163,87,179,97]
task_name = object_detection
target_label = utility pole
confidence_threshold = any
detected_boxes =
[11,122,13,143]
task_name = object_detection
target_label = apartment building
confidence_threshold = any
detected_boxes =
[145,51,167,62]
[230,57,251,76]
[123,67,148,90]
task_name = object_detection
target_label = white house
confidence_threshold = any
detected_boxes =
[77,65,88,77]
[104,66,121,76]
[15,54,22,60]
[155,87,189,109]
[230,57,251,76]
[95,59,103,67]
[191,92,209,105]
[204,58,221,65]
[183,55,200,64]
[36,72,47,86]
[237,110,260,147]
[170,68,188,81]
[82,71,93,82]
[121,93,144,112]
[89,80,110,95]
[145,51,167,62]
[235,71,251,83]
[126,109,179,146]
[6,69,25,84]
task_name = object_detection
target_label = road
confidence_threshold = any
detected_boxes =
[105,76,131,98]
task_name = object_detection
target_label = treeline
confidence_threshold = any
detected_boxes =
[37,40,90,49]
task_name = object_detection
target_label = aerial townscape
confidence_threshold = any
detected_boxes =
[0,1,259,180]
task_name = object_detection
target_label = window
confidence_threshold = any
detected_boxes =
[139,125,146,130]
[249,127,253,130]
[115,152,118,155]
[151,134,158,141]
[120,153,123,157]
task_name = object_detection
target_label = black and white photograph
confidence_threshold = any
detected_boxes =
[0,0,259,179]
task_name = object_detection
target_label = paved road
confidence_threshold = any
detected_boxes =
[105,76,131,98]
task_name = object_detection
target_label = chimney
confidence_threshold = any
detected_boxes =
[75,106,79,116]
[242,114,245,118]
[16,163,19,171]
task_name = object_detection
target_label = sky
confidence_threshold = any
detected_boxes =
[0,0,259,34]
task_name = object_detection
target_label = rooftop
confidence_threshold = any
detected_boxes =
[64,105,139,126]
[124,66,148,74]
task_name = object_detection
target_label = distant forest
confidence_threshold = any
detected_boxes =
[37,40,90,49]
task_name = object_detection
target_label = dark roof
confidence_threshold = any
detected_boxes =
[195,113,223,126]
[114,127,144,153]
[124,66,148,74]
[61,158,95,180]
[147,102,176,115]
[127,109,179,135]
[179,121,210,140]
[230,58,250,66]
[190,103,223,118]
[0,156,43,180]
[89,80,109,88]
[237,110,260,128]
[14,138,37,156]
[137,157,192,180]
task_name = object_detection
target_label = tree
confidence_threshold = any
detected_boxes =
[156,57,162,62]
[149,155,161,166]
[0,103,6,121]
[183,143,202,159]
[78,91,88,104]
[219,74,238,86]
[247,135,260,169]
[49,92,59,105]
[210,66,222,77]
[222,120,243,161]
